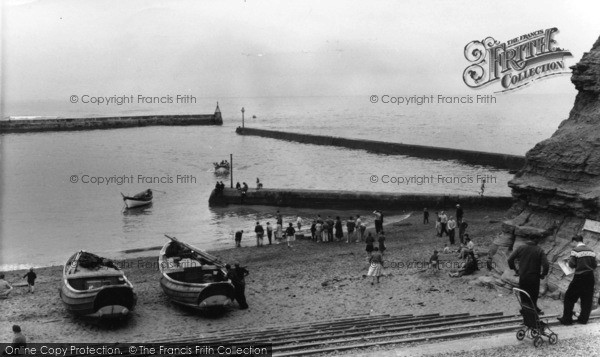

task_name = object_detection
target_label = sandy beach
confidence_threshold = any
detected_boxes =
[1,207,563,344]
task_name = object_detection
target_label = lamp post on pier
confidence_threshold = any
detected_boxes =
[241,107,245,129]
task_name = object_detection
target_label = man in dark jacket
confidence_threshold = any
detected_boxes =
[557,235,598,325]
[507,238,549,314]
[226,263,249,309]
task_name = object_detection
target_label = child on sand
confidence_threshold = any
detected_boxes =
[367,247,383,285]
[23,268,37,294]
[285,223,296,248]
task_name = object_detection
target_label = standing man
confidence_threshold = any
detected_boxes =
[254,222,264,247]
[423,208,429,224]
[439,211,448,237]
[234,230,243,247]
[326,216,335,242]
[226,263,249,310]
[373,210,382,234]
[456,204,464,224]
[507,238,549,314]
[557,235,598,325]
[447,216,457,245]
[23,268,37,294]
[296,216,303,231]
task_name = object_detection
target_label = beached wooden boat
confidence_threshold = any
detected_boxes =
[159,235,235,309]
[122,189,152,208]
[59,251,137,319]
[213,161,230,174]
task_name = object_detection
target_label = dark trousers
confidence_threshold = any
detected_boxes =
[563,272,595,323]
[234,283,248,309]
[267,231,272,244]
[459,226,466,244]
[448,229,455,244]
[375,220,382,233]
[519,275,541,310]
[423,215,429,224]
[441,223,448,236]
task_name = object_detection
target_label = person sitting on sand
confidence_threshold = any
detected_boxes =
[256,178,263,189]
[12,325,26,348]
[0,273,13,299]
[368,247,384,285]
[23,268,37,294]
[285,223,296,248]
[465,235,475,252]
[457,247,468,261]
[449,252,479,277]
[443,244,451,254]
[365,232,375,257]
[236,182,241,190]
[429,250,439,270]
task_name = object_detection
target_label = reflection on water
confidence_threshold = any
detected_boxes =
[1,95,572,270]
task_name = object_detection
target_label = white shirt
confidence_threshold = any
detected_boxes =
[447,219,457,230]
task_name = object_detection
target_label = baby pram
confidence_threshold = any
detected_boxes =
[513,288,558,347]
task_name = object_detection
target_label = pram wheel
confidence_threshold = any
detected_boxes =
[549,333,558,345]
[516,329,526,340]
[534,336,544,348]
[530,329,540,338]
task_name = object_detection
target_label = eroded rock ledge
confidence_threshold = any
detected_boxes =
[491,35,600,303]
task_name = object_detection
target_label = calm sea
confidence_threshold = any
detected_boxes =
[0,94,574,269]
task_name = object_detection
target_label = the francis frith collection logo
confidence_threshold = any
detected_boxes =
[463,28,572,92]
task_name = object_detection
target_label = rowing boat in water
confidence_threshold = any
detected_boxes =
[159,235,235,310]
[59,251,137,319]
[213,161,230,174]
[122,189,153,208]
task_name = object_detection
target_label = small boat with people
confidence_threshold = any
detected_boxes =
[122,189,153,208]
[59,251,137,319]
[159,235,235,310]
[213,160,230,174]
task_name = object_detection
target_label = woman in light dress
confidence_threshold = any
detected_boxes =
[367,247,383,285]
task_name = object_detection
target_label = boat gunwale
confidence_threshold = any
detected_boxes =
[158,241,232,290]
[62,251,134,295]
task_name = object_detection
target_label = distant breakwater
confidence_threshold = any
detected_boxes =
[235,127,525,171]
[209,188,513,210]
[1,113,222,133]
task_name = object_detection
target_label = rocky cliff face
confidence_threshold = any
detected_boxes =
[491,36,600,303]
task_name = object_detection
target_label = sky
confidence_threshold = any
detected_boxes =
[2,0,600,107]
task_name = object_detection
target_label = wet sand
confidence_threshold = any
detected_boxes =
[0,207,563,343]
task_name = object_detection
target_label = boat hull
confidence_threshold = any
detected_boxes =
[60,284,137,319]
[160,277,234,309]
[124,198,152,208]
